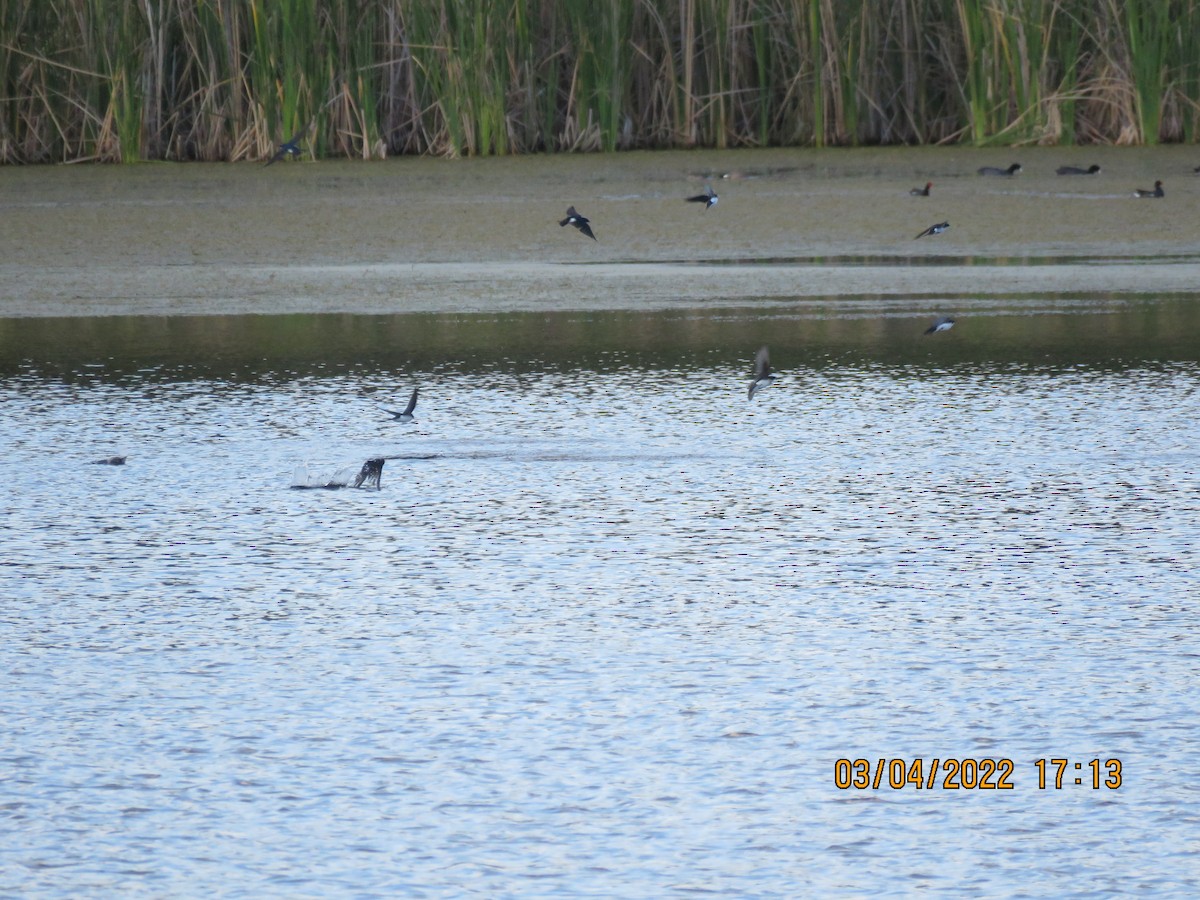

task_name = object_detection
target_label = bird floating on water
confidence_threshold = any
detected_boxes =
[559,206,596,240]
[382,387,419,423]
[909,182,933,196]
[924,316,955,335]
[686,184,718,210]
[1134,180,1164,198]
[977,163,1022,176]
[1056,164,1101,175]
[748,345,778,400]
[914,221,950,239]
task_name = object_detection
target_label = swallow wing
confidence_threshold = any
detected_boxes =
[753,345,771,379]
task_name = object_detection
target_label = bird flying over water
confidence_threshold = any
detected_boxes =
[909,182,932,196]
[264,124,309,166]
[382,387,419,423]
[924,316,955,335]
[686,184,718,210]
[559,206,596,240]
[914,221,950,239]
[748,345,778,400]
[1134,180,1164,198]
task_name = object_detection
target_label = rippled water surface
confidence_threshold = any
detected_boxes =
[3,302,1199,898]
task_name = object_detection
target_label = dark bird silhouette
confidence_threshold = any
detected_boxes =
[686,184,719,210]
[914,221,950,239]
[352,458,385,490]
[748,345,778,400]
[924,316,955,335]
[977,163,1022,176]
[910,181,933,196]
[264,124,308,166]
[90,456,127,465]
[1056,164,1101,175]
[559,206,596,240]
[1134,180,1165,198]
[381,387,419,423]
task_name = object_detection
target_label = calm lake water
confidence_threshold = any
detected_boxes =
[3,302,1199,898]
[3,149,1200,897]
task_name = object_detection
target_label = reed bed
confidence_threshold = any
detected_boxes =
[1,0,1197,163]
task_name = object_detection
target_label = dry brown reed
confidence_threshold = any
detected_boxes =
[1,0,1197,163]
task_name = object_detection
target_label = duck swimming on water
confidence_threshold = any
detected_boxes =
[977,163,1022,176]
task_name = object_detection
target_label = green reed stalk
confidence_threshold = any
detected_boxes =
[1175,0,1200,140]
[1048,0,1082,144]
[561,0,631,151]
[806,0,824,146]
[695,0,731,147]
[329,2,375,158]
[748,6,772,146]
[4,0,1200,162]
[1121,0,1169,143]
[952,0,990,143]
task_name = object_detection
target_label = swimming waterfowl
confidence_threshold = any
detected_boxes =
[977,163,1022,176]
[1056,164,1101,175]
[748,345,777,400]
[914,221,950,239]
[686,185,718,210]
[559,206,596,240]
[382,387,419,423]
[90,456,127,465]
[1134,181,1164,198]
[924,316,955,335]
[909,182,933,196]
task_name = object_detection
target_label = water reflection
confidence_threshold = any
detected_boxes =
[3,296,1199,385]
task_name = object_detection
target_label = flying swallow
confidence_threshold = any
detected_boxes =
[686,185,718,210]
[382,387,419,423]
[264,124,309,166]
[559,206,596,240]
[914,221,950,239]
[748,345,778,400]
[924,316,955,335]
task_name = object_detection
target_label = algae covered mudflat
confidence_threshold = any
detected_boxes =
[1,146,1198,319]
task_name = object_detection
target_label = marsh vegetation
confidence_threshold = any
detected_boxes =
[2,0,1199,162]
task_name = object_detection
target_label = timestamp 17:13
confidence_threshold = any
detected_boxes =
[1035,758,1122,789]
